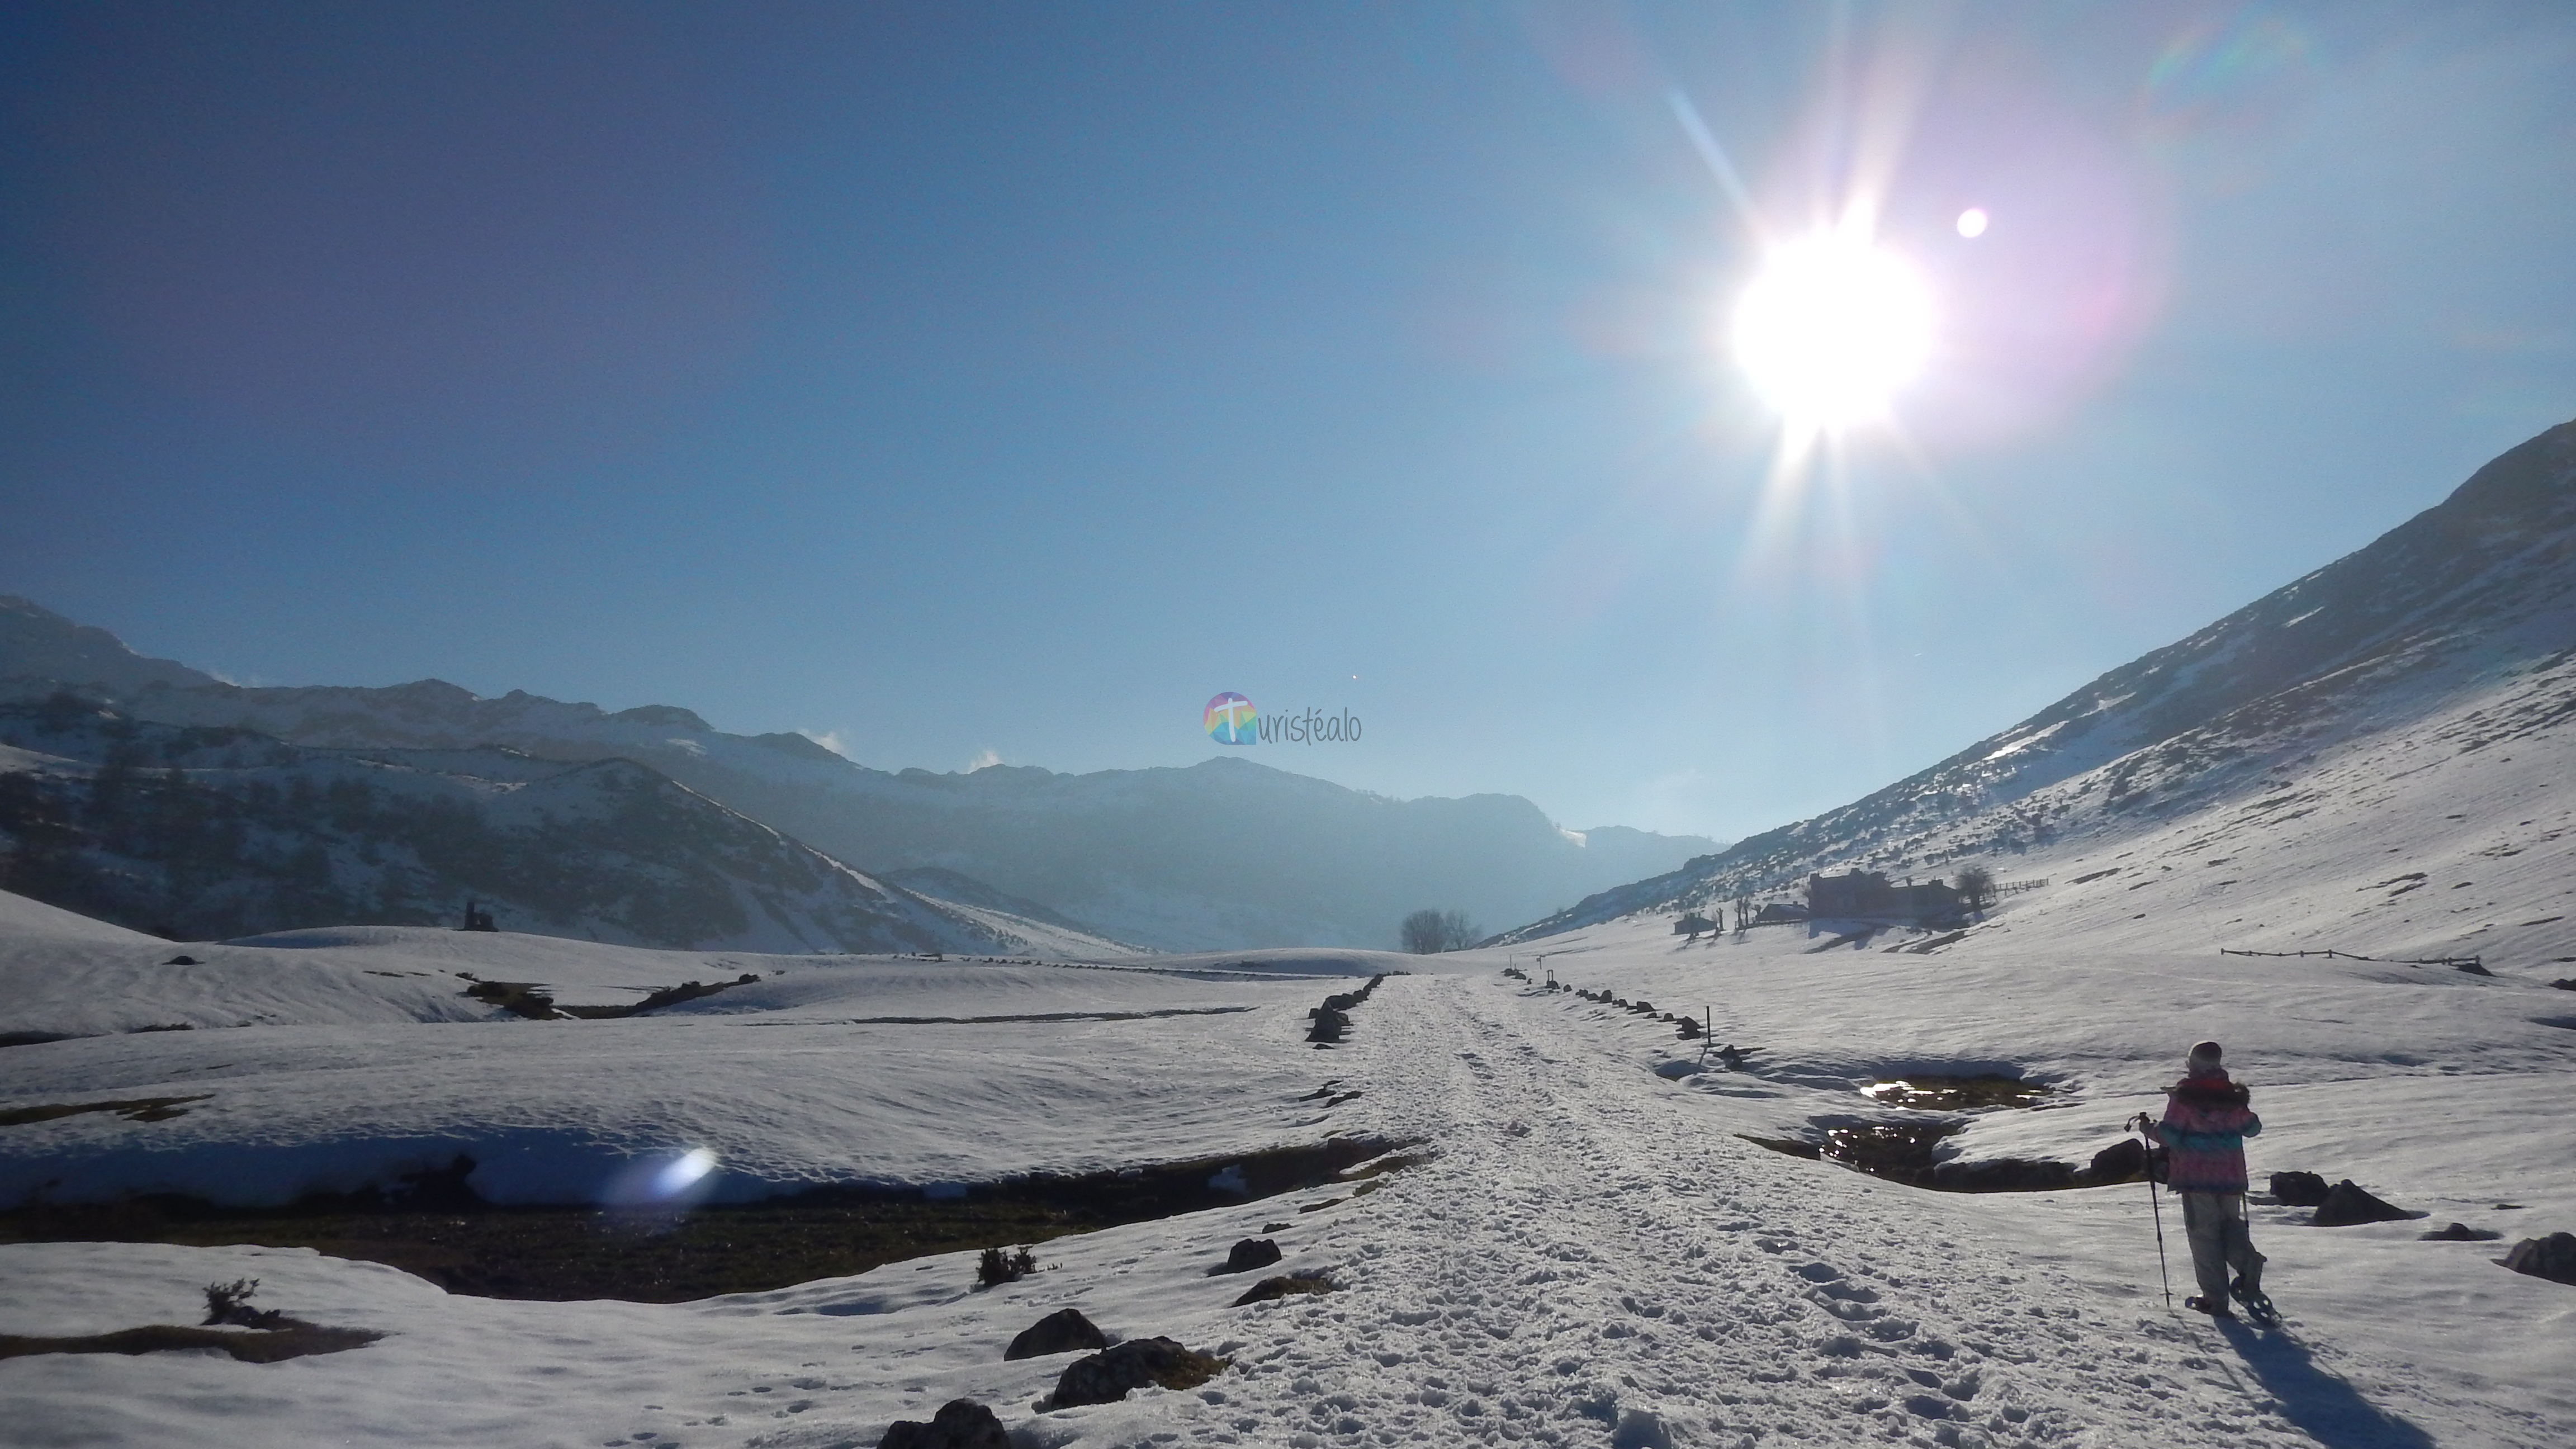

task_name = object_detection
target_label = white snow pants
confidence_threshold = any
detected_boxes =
[2179,1190,2264,1302]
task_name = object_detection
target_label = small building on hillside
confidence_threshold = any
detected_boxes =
[1805,870,1964,927]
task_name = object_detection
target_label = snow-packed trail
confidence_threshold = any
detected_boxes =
[1280,973,2505,1448]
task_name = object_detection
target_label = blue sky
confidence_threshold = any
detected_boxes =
[4,2,2573,841]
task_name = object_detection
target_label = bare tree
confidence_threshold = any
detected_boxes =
[1440,909,1481,951]
[1401,908,1483,953]
[1400,909,1447,953]
[1953,864,1997,913]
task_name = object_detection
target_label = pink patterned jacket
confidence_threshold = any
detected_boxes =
[2153,1070,2261,1194]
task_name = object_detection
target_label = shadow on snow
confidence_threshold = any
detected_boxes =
[2218,1319,2435,1449]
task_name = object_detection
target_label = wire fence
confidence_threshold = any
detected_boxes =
[2218,947,2485,972]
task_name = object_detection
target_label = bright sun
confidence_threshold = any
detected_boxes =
[1732,232,1933,429]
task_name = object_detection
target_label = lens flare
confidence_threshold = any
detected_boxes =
[602,1146,723,1219]
[1732,232,1933,430]
[1955,207,1988,238]
[651,1147,718,1199]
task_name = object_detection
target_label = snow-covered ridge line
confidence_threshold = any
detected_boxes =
[0,701,1137,959]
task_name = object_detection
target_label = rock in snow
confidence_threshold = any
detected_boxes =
[1001,1308,1107,1361]
[2502,1231,2576,1285]
[1043,1337,1229,1409]
[1211,1237,1282,1275]
[875,1398,1010,1449]
[2270,1169,2332,1206]
[2312,1178,2420,1227]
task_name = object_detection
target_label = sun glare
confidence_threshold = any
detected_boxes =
[1732,233,1933,430]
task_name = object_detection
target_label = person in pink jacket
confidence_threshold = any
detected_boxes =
[2146,1040,2266,1318]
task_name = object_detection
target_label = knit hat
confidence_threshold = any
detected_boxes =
[2186,1040,2224,1076]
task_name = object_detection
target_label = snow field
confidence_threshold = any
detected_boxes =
[1500,914,2576,1218]
[1464,924,2576,1445]
[3,901,2572,1445]
[0,993,1362,1208]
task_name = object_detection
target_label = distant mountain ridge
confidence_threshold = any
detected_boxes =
[0,695,1133,956]
[1502,416,2576,941]
[0,598,217,694]
[0,596,1720,950]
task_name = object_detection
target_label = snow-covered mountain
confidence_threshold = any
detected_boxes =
[0,598,216,694]
[0,697,1134,958]
[1504,417,2576,955]
[0,596,1720,950]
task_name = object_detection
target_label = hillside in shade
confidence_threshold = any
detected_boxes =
[0,695,1130,958]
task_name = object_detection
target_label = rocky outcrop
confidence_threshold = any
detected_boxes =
[1002,1308,1106,1361]
[2311,1180,2419,1227]
[877,1399,1010,1449]
[1211,1238,1282,1276]
[2502,1231,2576,1285]
[2087,1139,2149,1184]
[2419,1222,2502,1242]
[1044,1337,1228,1409]
[2270,1171,2330,1206]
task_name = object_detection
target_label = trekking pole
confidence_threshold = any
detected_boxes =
[2132,1113,2173,1311]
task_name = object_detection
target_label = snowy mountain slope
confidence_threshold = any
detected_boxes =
[879,864,1139,948]
[1504,637,2576,976]
[0,614,1722,951]
[2,912,2570,1446]
[0,701,1137,959]
[1505,418,2576,945]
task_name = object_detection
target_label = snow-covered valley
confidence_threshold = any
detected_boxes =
[4,888,2572,1447]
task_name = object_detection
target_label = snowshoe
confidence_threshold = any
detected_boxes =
[2229,1282,2280,1326]
[2183,1295,2236,1319]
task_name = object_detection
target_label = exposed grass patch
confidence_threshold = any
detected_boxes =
[0,1095,211,1128]
[462,972,763,1021]
[459,978,560,1020]
[1233,1272,1333,1305]
[0,1323,382,1363]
